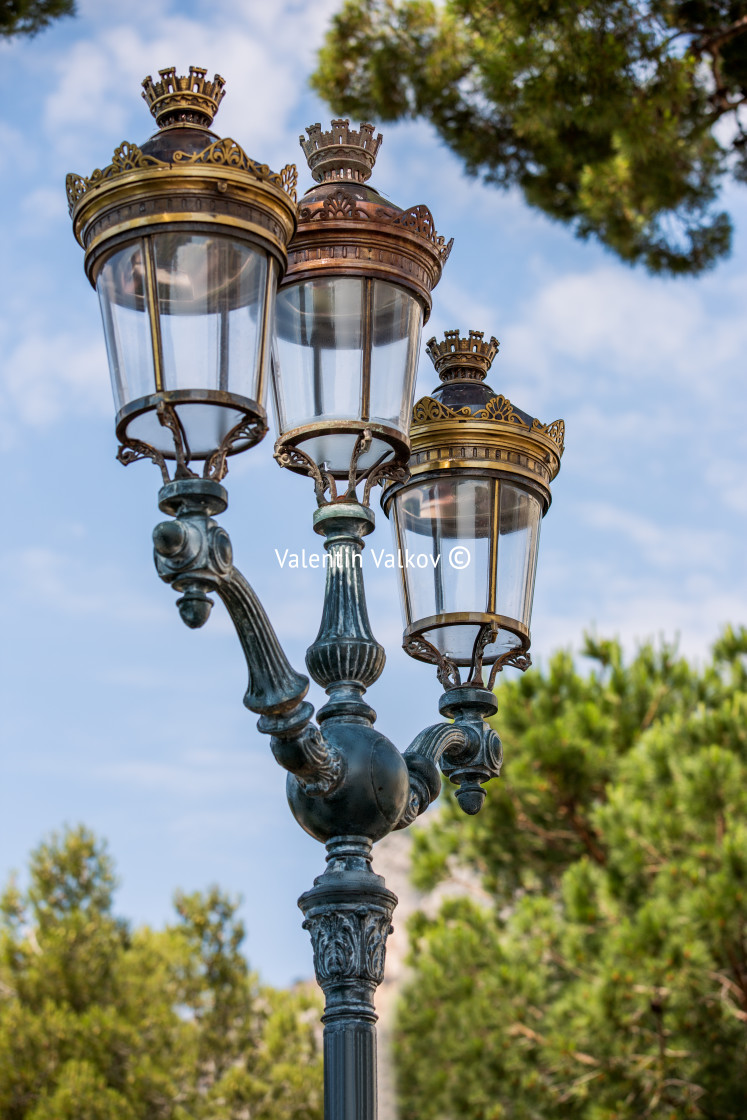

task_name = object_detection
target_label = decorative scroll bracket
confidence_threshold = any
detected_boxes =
[398,685,503,821]
[151,477,344,797]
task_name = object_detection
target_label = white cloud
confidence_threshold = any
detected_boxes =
[501,265,747,405]
[46,0,340,173]
[0,325,109,444]
[578,501,733,573]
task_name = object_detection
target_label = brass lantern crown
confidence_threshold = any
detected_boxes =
[271,120,453,489]
[66,66,298,482]
[410,330,564,503]
[383,328,564,691]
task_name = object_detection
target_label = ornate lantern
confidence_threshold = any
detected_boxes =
[271,120,452,491]
[66,66,297,481]
[383,329,565,688]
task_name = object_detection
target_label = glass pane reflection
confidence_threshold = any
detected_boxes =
[96,240,154,411]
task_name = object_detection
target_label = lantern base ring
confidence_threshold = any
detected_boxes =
[403,613,531,690]
[115,389,268,483]
[274,421,409,506]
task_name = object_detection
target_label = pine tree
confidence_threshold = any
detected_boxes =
[312,1,747,274]
[0,0,74,37]
[396,628,747,1118]
[0,826,323,1120]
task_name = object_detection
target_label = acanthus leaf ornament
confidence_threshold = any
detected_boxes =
[391,204,454,262]
[67,138,298,218]
[299,187,370,222]
[403,633,461,690]
[411,393,565,454]
[116,438,170,484]
[203,414,269,482]
[488,648,533,689]
[66,142,164,215]
[412,397,473,423]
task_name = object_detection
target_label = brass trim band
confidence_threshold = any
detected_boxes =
[73,168,297,285]
[403,613,530,667]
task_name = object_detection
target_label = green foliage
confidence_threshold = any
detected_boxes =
[397,628,747,1118]
[0,826,323,1120]
[312,1,747,274]
[0,0,74,37]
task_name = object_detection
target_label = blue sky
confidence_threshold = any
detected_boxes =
[1,0,745,987]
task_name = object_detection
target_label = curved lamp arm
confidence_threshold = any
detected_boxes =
[151,478,344,797]
[397,686,503,825]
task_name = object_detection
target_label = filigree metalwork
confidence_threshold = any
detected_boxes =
[391,204,454,262]
[538,417,566,455]
[412,397,473,423]
[472,394,529,423]
[411,393,565,453]
[403,633,460,689]
[276,430,405,509]
[66,142,163,214]
[68,139,296,216]
[116,402,199,483]
[273,445,337,505]
[362,461,408,509]
[155,401,196,479]
[345,429,373,497]
[116,439,170,484]
[278,162,298,203]
[203,413,268,482]
[487,647,532,689]
[172,138,293,194]
[467,622,499,687]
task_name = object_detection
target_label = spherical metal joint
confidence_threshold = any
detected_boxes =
[286,722,409,843]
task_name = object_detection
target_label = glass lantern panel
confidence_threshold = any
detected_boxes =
[394,476,493,628]
[273,277,363,432]
[96,240,155,411]
[154,233,268,399]
[368,282,422,428]
[497,482,542,628]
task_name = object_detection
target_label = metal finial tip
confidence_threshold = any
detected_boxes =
[176,588,214,629]
[455,781,487,815]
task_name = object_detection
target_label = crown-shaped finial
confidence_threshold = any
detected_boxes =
[426,329,499,382]
[300,119,383,183]
[142,66,226,129]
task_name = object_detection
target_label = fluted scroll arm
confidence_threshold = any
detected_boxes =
[151,478,344,797]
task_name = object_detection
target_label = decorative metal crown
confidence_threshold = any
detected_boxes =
[142,66,226,128]
[300,119,383,182]
[426,329,500,382]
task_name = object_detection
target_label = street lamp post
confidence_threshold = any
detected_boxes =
[67,68,564,1120]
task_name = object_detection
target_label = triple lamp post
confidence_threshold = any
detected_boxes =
[67,67,564,1120]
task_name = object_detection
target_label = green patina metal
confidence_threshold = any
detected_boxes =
[152,476,503,1120]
